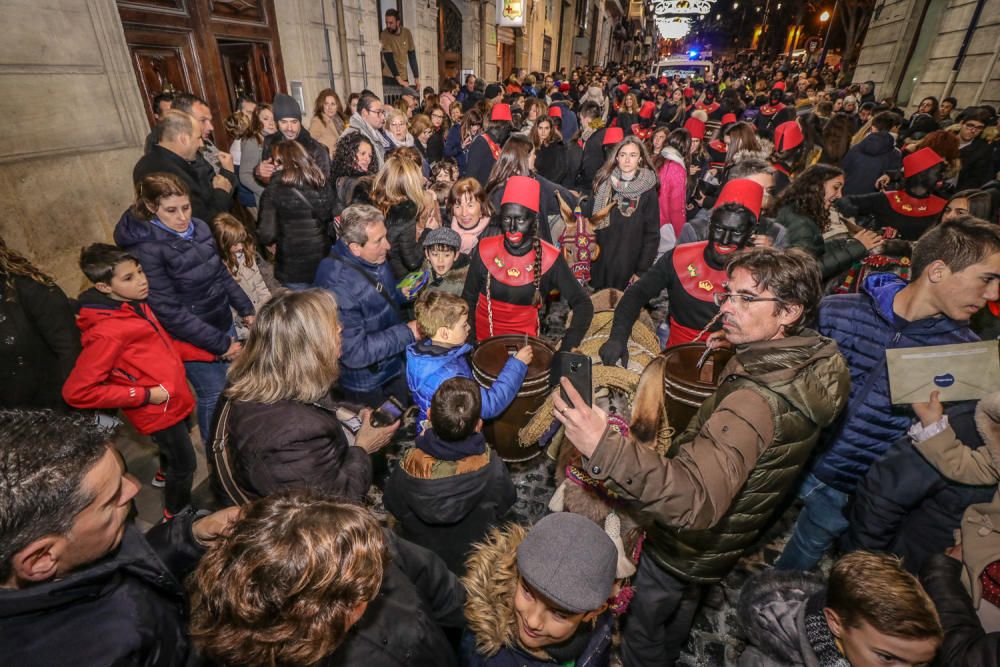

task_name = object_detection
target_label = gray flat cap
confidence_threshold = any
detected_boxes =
[422,226,461,250]
[516,512,617,613]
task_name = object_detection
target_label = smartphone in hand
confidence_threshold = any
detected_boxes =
[557,352,593,408]
[370,397,404,428]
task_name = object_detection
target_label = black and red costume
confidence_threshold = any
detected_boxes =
[461,175,593,351]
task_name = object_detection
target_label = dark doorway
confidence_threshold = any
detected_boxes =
[438,0,463,89]
[218,40,278,111]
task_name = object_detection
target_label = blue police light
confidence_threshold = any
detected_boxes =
[688,49,699,59]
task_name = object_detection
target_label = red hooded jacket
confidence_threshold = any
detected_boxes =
[63,289,216,434]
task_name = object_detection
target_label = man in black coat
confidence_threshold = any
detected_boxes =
[957,108,994,191]
[133,109,236,223]
[0,409,238,666]
[259,94,331,179]
[575,101,608,194]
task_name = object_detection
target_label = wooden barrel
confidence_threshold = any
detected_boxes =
[661,342,734,432]
[471,335,556,462]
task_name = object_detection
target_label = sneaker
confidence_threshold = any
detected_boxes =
[161,508,175,523]
[151,469,166,488]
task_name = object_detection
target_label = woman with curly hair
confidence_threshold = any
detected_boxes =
[330,132,378,215]
[775,164,883,280]
[187,489,465,666]
[0,235,80,408]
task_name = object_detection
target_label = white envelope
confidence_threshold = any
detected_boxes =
[886,340,1000,404]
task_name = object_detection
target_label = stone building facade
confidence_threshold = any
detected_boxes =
[853,0,1000,112]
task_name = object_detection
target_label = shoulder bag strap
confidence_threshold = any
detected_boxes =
[328,254,401,315]
[209,399,255,506]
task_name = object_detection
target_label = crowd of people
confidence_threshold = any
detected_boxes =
[3,24,1000,666]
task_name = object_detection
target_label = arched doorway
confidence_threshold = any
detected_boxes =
[438,0,462,88]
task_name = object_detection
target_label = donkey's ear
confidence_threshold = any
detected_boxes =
[555,190,574,221]
[591,200,616,224]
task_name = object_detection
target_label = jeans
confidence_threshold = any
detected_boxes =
[621,556,704,667]
[183,358,230,445]
[150,419,197,514]
[775,473,851,571]
[281,281,312,291]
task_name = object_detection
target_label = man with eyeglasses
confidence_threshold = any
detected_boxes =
[340,93,390,170]
[556,246,850,666]
[956,107,993,190]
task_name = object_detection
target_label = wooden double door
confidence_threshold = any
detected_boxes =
[118,0,286,148]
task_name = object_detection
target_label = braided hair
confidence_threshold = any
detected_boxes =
[0,235,55,292]
[531,235,543,308]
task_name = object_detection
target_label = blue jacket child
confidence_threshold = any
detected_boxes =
[406,291,532,432]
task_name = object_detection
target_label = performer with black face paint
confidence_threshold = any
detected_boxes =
[599,178,763,366]
[693,86,722,121]
[836,147,947,241]
[465,103,514,187]
[462,175,594,350]
[754,87,787,135]
[770,120,806,197]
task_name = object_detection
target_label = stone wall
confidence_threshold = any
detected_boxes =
[853,0,1000,111]
[0,0,147,292]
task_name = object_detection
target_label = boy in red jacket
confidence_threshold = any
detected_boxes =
[63,244,216,519]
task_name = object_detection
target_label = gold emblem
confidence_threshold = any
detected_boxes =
[507,267,521,278]
[687,263,698,277]
[493,256,505,269]
[698,280,713,291]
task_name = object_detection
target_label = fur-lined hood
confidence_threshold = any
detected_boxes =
[975,391,1000,467]
[730,137,774,165]
[738,568,826,666]
[462,523,527,657]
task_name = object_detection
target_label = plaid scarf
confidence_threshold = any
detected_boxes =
[804,593,850,667]
[592,167,657,229]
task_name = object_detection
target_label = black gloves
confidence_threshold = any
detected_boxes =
[598,338,628,367]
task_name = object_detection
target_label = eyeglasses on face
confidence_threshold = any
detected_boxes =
[713,292,785,308]
[964,123,985,132]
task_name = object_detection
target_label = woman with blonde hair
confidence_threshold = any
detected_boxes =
[309,88,347,156]
[409,113,434,162]
[385,108,414,152]
[372,154,434,278]
[257,140,335,289]
[216,289,397,505]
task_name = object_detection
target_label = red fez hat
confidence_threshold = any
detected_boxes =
[903,147,945,177]
[602,126,625,145]
[618,83,630,94]
[491,103,512,122]
[683,86,695,98]
[714,178,764,220]
[658,76,669,86]
[639,100,656,120]
[772,81,786,91]
[548,105,563,119]
[774,120,804,152]
[500,175,541,213]
[559,82,571,92]
[683,117,706,140]
[721,113,738,125]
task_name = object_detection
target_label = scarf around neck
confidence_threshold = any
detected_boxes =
[452,216,491,254]
[592,167,657,228]
[803,592,850,667]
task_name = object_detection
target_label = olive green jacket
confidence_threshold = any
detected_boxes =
[585,330,850,583]
[776,205,867,281]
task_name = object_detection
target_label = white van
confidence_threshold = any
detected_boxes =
[650,57,713,81]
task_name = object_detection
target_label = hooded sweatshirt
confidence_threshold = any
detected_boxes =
[62,288,215,434]
[842,131,902,196]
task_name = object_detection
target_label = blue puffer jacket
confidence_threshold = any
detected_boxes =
[810,273,979,493]
[313,241,414,393]
[113,210,253,355]
[406,341,528,432]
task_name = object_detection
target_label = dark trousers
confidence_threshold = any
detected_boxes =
[150,419,198,514]
[348,372,411,409]
[621,554,705,667]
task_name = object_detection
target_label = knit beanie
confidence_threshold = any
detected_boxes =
[272,93,301,121]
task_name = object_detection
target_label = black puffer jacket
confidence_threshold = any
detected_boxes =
[324,533,466,666]
[257,181,336,284]
[261,127,331,179]
[385,200,426,280]
[0,273,80,408]
[842,402,996,574]
[0,511,205,667]
[921,554,1000,667]
[222,393,373,505]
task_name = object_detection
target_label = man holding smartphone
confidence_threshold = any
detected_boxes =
[555,248,850,667]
